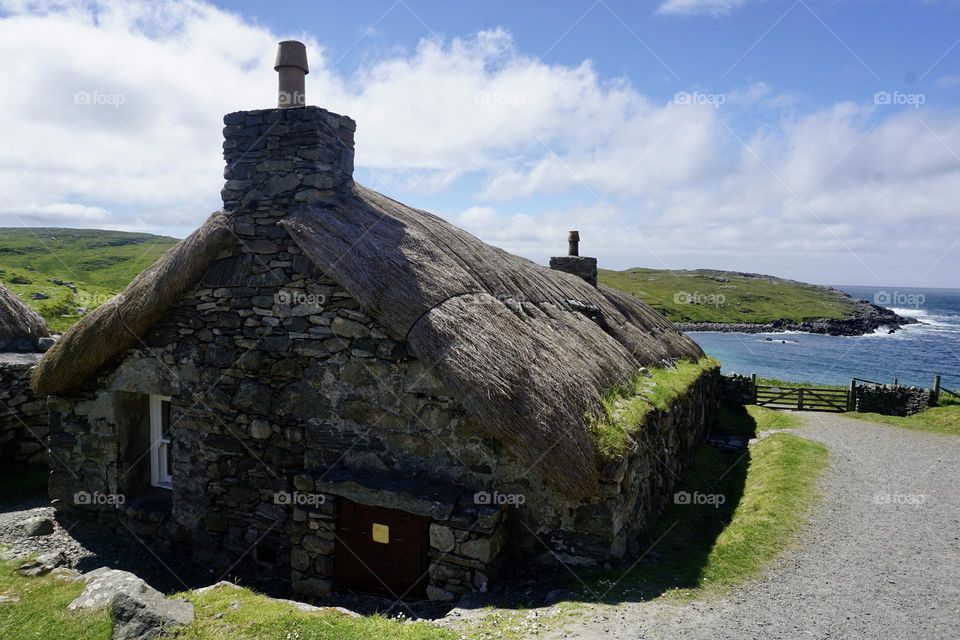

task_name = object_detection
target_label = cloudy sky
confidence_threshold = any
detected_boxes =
[0,0,958,287]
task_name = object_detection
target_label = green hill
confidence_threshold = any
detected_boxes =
[0,229,870,334]
[599,267,857,325]
[0,228,178,332]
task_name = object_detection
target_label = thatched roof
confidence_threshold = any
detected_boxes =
[31,213,235,395]
[0,282,49,352]
[31,185,703,496]
[280,185,703,496]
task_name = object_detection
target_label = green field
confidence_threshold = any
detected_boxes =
[0,229,862,333]
[599,267,857,325]
[0,228,178,332]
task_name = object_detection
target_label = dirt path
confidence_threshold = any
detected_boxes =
[533,413,960,639]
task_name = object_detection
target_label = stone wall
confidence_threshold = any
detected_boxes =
[855,384,932,416]
[549,256,598,287]
[513,366,719,566]
[720,373,755,405]
[0,353,47,465]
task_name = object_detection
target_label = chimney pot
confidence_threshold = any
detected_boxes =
[568,230,580,256]
[275,40,309,108]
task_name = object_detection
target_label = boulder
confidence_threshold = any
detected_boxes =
[68,567,158,611]
[18,515,54,538]
[17,550,67,576]
[110,591,194,640]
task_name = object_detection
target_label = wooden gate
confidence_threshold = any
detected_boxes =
[334,499,430,597]
[755,384,849,412]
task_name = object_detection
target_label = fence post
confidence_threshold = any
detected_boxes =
[847,379,856,412]
[798,387,805,410]
[933,374,941,403]
[751,373,757,404]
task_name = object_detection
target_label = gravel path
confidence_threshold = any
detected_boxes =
[540,413,960,639]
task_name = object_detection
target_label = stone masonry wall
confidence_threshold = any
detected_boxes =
[855,384,932,416]
[549,256,598,287]
[720,373,755,405]
[0,353,47,465]
[514,366,720,566]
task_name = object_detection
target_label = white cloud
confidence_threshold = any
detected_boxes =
[655,0,751,17]
[0,0,957,286]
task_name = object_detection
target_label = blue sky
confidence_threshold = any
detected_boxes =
[0,0,958,287]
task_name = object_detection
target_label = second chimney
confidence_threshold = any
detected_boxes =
[550,230,598,287]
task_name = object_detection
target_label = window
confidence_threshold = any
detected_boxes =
[149,395,173,489]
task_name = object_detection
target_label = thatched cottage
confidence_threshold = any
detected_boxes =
[1,283,51,464]
[32,42,718,602]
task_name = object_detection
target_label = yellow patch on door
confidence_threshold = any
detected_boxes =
[372,523,390,544]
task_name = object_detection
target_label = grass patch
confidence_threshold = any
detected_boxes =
[598,267,857,325]
[0,558,112,639]
[175,583,455,640]
[581,406,825,601]
[757,377,845,391]
[848,395,960,436]
[0,561,457,640]
[0,228,178,332]
[590,357,719,460]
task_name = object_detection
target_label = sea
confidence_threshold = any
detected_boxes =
[689,286,960,390]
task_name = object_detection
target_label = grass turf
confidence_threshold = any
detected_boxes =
[598,267,856,325]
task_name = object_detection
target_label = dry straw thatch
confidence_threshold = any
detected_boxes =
[0,282,49,350]
[31,183,703,496]
[282,184,704,496]
[31,213,235,395]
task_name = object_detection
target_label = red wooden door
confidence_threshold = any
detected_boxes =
[334,499,429,597]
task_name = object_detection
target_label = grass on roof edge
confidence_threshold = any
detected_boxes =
[589,356,720,461]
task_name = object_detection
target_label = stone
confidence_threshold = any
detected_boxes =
[110,590,195,640]
[17,551,67,577]
[426,585,456,602]
[331,317,369,339]
[429,524,455,553]
[68,568,159,611]
[291,577,332,597]
[290,548,311,572]
[302,534,335,555]
[37,336,57,351]
[18,515,54,537]
[249,419,272,440]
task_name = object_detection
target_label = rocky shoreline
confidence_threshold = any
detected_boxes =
[676,299,919,337]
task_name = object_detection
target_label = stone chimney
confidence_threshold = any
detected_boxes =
[549,230,598,287]
[221,41,355,220]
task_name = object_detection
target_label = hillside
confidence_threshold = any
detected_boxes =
[599,268,912,335]
[0,228,178,332]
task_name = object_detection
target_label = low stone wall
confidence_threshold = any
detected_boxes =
[515,366,721,566]
[855,384,932,416]
[0,353,47,465]
[720,373,755,405]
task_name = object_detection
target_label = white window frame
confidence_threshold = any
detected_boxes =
[149,395,173,489]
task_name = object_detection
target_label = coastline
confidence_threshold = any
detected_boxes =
[675,299,918,337]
